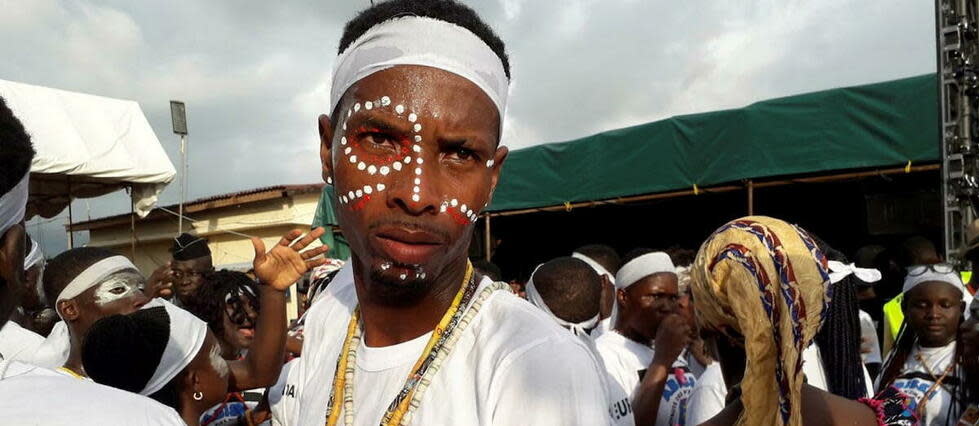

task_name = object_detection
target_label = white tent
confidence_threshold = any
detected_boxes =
[0,79,175,219]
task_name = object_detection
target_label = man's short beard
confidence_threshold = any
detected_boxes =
[368,265,435,307]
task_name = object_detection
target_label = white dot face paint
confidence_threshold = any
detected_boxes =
[413,123,422,132]
[486,159,495,168]
[92,270,145,306]
[365,101,373,110]
[412,194,420,202]
[380,96,391,107]
[408,113,417,123]
[380,166,390,176]
[395,104,405,115]
[209,343,230,380]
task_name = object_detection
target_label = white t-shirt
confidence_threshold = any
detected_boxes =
[595,330,698,426]
[0,321,44,361]
[889,342,960,426]
[0,359,184,425]
[685,362,726,425]
[270,358,299,426]
[290,265,609,426]
[859,310,882,365]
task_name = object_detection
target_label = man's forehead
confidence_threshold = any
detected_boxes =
[339,66,500,135]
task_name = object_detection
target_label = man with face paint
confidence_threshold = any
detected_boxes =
[0,96,185,425]
[290,1,607,425]
[40,246,151,377]
[595,249,698,426]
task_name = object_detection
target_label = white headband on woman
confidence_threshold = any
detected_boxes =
[141,298,209,396]
[614,252,675,290]
[56,256,138,304]
[827,261,881,285]
[330,16,509,117]
[0,171,29,237]
[525,265,599,337]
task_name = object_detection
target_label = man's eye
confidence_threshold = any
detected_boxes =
[448,147,476,161]
[111,286,127,295]
[362,132,396,148]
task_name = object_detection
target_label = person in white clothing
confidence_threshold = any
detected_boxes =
[525,257,635,426]
[594,249,697,426]
[39,246,152,377]
[572,244,622,337]
[290,1,608,424]
[876,265,973,425]
[0,96,185,425]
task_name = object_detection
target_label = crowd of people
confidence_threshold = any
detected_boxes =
[1,0,978,425]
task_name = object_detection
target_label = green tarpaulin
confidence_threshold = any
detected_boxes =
[312,185,351,260]
[487,74,939,212]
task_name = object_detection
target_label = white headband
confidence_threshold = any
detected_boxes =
[141,298,209,396]
[0,172,29,237]
[24,236,43,270]
[525,265,599,337]
[614,252,675,290]
[57,256,138,303]
[571,252,615,284]
[828,261,881,285]
[330,16,509,118]
[902,268,973,314]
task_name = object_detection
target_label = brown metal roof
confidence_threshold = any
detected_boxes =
[69,183,325,232]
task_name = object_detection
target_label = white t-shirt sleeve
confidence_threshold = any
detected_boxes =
[0,322,44,361]
[490,338,610,426]
[686,363,727,425]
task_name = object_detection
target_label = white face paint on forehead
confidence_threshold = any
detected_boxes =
[331,95,485,225]
[92,270,144,306]
[209,342,230,379]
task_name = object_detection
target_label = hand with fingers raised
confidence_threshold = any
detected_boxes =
[252,227,330,291]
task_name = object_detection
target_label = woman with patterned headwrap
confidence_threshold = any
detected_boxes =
[691,216,917,426]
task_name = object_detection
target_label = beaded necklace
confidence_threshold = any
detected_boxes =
[325,263,508,426]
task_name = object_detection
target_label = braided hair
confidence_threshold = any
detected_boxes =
[82,306,181,409]
[812,236,868,399]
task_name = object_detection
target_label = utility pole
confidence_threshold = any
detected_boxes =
[170,101,189,235]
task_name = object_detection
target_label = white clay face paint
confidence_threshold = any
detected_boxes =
[209,343,230,379]
[93,270,144,306]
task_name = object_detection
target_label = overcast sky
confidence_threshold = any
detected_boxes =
[1,0,936,254]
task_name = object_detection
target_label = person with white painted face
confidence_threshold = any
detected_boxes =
[39,247,152,378]
[83,228,328,426]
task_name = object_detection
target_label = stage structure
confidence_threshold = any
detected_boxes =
[938,0,979,263]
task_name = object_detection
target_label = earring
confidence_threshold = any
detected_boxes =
[193,391,203,401]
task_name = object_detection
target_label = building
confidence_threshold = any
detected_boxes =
[70,184,327,320]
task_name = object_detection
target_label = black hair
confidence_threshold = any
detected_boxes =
[0,96,35,197]
[811,236,868,399]
[83,306,180,408]
[186,270,260,337]
[621,248,656,267]
[574,244,621,274]
[338,0,510,79]
[663,246,697,268]
[42,246,120,306]
[896,236,942,268]
[532,257,602,323]
[472,259,502,282]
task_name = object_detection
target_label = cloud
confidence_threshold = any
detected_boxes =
[2,0,935,254]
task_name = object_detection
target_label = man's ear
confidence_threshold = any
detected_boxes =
[616,287,628,309]
[58,300,80,321]
[319,114,336,184]
[486,145,509,202]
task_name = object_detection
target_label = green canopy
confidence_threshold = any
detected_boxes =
[487,74,939,212]
[312,185,351,260]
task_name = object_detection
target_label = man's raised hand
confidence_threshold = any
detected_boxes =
[252,228,330,291]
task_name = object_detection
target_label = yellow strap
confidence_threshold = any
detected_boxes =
[693,184,700,195]
[905,160,912,173]
[57,367,86,380]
